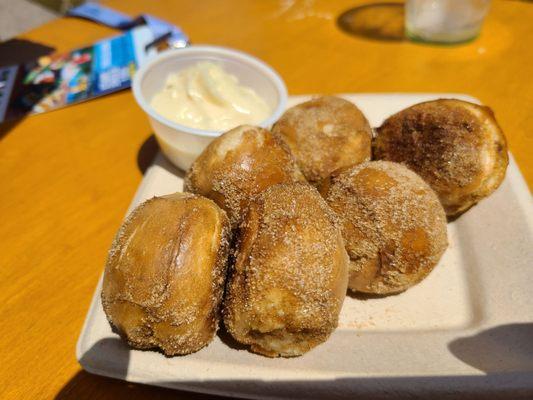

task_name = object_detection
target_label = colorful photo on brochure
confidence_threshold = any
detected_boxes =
[0,26,155,123]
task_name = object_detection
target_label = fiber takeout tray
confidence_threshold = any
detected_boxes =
[77,93,533,399]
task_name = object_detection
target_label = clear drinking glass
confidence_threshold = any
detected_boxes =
[405,0,491,44]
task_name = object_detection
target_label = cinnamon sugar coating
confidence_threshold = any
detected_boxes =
[325,161,448,295]
[184,125,304,229]
[272,96,372,186]
[374,99,508,216]
[224,183,349,357]
[102,192,231,355]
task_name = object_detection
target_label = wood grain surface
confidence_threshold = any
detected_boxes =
[0,1,531,399]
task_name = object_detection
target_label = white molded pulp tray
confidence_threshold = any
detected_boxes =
[77,94,533,399]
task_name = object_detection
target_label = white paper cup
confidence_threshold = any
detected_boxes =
[132,45,288,171]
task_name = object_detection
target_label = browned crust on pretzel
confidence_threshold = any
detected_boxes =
[184,125,304,229]
[374,99,508,216]
[272,96,372,186]
[325,161,448,295]
[101,192,231,355]
[223,183,348,357]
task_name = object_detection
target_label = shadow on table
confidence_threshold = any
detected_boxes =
[136,134,187,181]
[0,117,24,141]
[0,39,55,138]
[0,38,55,67]
[54,370,222,400]
[155,374,533,400]
[137,134,160,174]
[337,3,405,42]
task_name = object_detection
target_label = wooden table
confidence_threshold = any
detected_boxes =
[1,1,531,398]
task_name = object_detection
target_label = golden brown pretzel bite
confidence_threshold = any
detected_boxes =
[102,192,231,355]
[272,96,372,187]
[374,99,508,216]
[224,183,349,357]
[184,125,304,228]
[324,161,448,295]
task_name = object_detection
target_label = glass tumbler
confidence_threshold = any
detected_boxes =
[405,0,491,44]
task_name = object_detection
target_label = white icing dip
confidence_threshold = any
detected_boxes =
[150,62,271,131]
